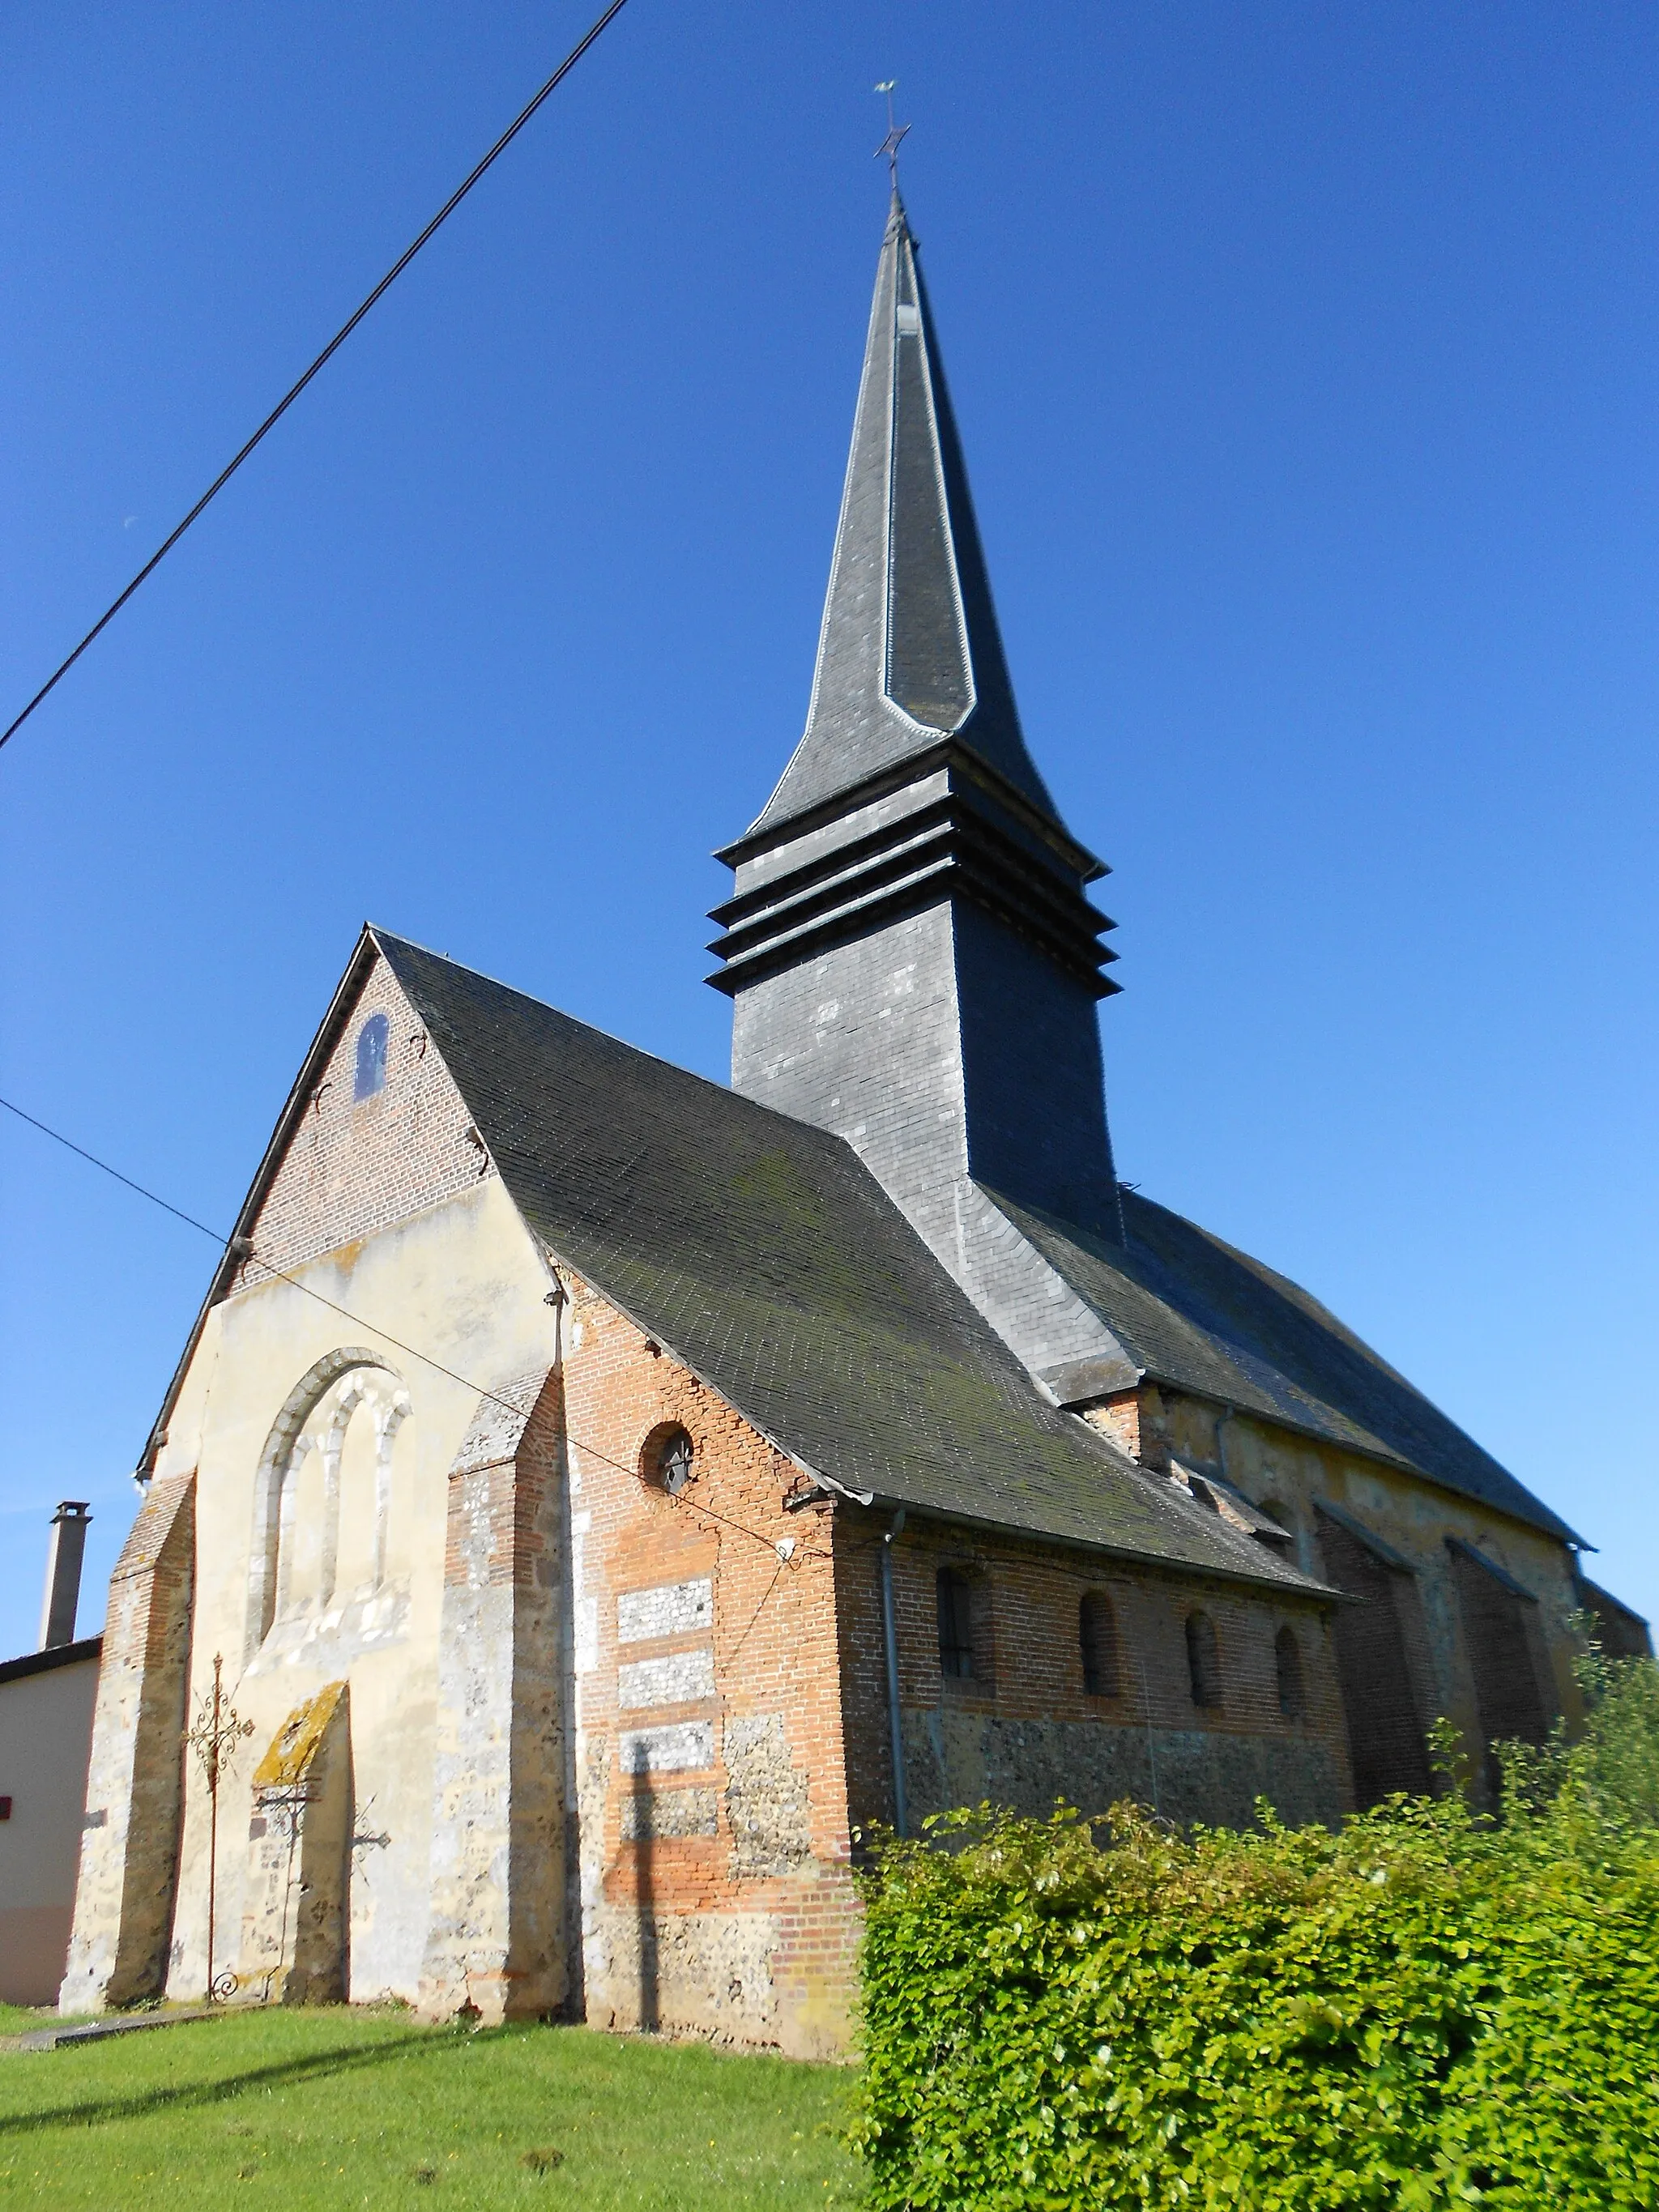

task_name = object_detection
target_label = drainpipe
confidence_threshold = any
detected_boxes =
[879,1511,908,1838]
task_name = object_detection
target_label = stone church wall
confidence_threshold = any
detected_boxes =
[833,1514,1350,1840]
[1094,1383,1587,1808]
[150,1157,564,2010]
[65,953,862,2052]
[68,955,572,2017]
[68,940,1522,2056]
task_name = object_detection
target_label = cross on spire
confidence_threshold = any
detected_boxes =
[873,80,910,185]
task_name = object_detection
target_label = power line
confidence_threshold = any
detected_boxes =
[0,1094,227,1244]
[0,0,633,757]
[0,1088,803,1566]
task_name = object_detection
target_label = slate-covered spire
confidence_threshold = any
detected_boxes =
[710,194,1124,1255]
[751,191,1061,837]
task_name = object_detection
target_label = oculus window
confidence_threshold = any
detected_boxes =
[643,1425,695,1496]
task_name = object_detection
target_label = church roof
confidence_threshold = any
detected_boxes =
[371,930,1324,1595]
[744,194,1070,844]
[990,1189,1583,1546]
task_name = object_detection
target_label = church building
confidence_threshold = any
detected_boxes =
[62,196,1644,2055]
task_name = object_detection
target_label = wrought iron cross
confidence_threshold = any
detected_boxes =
[183,1652,254,2001]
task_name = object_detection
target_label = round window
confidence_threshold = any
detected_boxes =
[647,1425,694,1495]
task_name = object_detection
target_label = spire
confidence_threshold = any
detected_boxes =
[749,194,1063,837]
[710,194,1124,1253]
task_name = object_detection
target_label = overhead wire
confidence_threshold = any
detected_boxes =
[0,0,633,756]
[0,1089,812,1567]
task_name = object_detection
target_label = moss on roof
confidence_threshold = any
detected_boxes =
[373,930,1322,1596]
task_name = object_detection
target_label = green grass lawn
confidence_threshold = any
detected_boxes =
[0,2006,864,2208]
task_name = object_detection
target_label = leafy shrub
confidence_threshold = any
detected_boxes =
[1500,1642,1659,1841]
[855,1659,1659,2211]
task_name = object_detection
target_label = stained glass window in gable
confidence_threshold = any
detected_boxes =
[354,1012,389,1101]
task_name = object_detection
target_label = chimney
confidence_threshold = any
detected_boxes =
[38,1502,92,1651]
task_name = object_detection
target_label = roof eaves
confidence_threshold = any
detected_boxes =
[717,735,1103,880]
[1577,1573,1650,1631]
[846,1487,1343,1603]
[1024,1238,1586,1552]
[0,1634,103,1686]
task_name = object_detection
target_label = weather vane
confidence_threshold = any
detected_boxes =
[873,81,910,185]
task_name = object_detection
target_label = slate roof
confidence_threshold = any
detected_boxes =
[373,930,1325,1597]
[748,194,1068,842]
[0,1634,102,1688]
[988,1189,1582,1547]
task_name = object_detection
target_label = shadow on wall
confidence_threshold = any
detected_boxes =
[631,1766,658,2034]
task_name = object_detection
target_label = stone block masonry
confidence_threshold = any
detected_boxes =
[61,1474,196,2012]
[419,1366,574,2027]
[239,1680,353,2003]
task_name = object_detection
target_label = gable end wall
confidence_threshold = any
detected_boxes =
[229,952,492,1290]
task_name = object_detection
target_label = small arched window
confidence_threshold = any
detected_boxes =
[1185,1610,1222,1709]
[937,1566,975,1680]
[354,1012,389,1101]
[1275,1626,1305,1720]
[642,1423,694,1495]
[1079,1592,1120,1698]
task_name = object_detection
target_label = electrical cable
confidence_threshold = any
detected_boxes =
[0,0,632,756]
[726,1556,789,1665]
[0,1088,806,1564]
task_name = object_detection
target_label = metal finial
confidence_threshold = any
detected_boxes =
[873,80,910,186]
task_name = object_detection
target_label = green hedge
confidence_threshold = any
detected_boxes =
[855,1662,1659,2210]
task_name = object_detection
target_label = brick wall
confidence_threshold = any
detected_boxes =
[557,1275,859,2060]
[552,1281,1352,2056]
[230,956,490,1289]
[1315,1511,1434,1806]
[1448,1543,1553,1796]
[834,1512,1350,1837]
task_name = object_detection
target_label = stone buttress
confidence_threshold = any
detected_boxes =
[60,1474,196,2010]
[419,1366,576,2024]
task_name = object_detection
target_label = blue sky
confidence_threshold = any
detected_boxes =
[3,1,1656,1652]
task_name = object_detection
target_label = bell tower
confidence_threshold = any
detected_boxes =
[709,194,1124,1272]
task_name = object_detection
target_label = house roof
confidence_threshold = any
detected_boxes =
[745,193,1070,845]
[372,930,1327,1597]
[989,1188,1583,1547]
[0,1634,102,1688]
